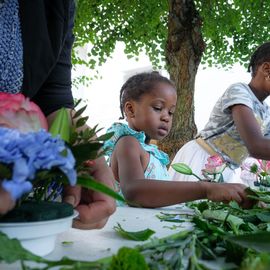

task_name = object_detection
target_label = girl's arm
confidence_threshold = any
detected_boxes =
[115,136,251,208]
[232,104,270,159]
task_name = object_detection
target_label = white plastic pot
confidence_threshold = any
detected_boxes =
[0,210,78,256]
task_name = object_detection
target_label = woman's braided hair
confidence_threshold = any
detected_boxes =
[119,71,175,119]
[248,42,270,77]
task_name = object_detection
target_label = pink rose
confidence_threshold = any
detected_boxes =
[203,155,226,174]
[0,93,48,132]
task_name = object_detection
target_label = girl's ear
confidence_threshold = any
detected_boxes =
[124,101,135,118]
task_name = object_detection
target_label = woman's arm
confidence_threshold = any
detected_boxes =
[232,104,270,159]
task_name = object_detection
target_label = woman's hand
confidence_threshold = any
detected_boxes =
[63,156,116,230]
[48,109,116,229]
[0,187,15,215]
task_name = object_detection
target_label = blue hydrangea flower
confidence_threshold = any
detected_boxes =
[0,127,77,200]
[2,180,32,201]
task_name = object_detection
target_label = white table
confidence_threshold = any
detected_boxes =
[0,205,193,269]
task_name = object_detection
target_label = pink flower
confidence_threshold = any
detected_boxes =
[241,157,261,174]
[240,170,257,182]
[202,155,226,174]
[0,93,48,132]
[258,159,270,174]
[240,158,261,187]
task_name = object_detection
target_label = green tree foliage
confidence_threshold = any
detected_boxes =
[73,0,168,69]
[73,0,270,157]
[197,0,270,68]
[74,0,269,70]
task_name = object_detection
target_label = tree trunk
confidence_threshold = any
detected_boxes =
[158,0,205,160]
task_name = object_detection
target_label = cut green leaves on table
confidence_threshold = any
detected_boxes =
[114,223,155,241]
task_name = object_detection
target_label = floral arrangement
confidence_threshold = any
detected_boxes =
[241,157,270,189]
[0,93,123,208]
[172,155,226,182]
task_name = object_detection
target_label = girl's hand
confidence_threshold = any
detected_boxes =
[204,182,254,208]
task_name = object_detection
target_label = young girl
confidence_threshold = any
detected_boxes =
[169,42,270,183]
[104,72,252,208]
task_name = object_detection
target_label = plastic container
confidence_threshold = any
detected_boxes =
[0,210,78,256]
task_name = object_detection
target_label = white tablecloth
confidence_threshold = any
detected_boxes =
[0,205,193,269]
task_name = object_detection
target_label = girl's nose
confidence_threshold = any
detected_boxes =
[161,113,170,122]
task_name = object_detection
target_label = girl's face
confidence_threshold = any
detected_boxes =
[125,82,177,141]
[250,62,270,100]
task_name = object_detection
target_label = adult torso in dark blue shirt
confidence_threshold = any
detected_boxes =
[20,0,75,116]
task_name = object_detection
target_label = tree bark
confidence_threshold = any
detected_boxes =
[159,0,205,160]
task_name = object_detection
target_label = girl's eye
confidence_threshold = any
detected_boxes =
[169,111,175,116]
[153,107,162,111]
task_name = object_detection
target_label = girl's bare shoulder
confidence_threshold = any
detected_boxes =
[115,135,143,153]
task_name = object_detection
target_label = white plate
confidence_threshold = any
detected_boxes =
[0,210,78,256]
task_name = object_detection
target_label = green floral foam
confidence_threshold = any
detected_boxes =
[0,201,73,222]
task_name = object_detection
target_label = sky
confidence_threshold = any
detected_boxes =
[71,43,259,134]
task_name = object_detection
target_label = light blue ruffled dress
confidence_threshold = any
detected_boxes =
[104,123,171,205]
